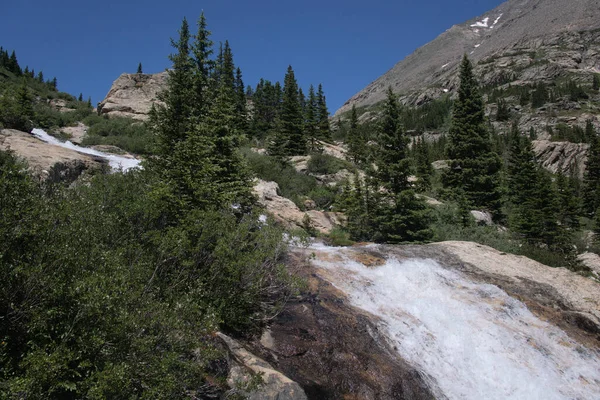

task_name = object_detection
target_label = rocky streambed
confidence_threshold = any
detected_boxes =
[243,241,600,399]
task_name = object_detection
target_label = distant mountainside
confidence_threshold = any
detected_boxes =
[335,0,600,117]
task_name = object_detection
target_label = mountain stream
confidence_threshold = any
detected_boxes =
[309,243,600,400]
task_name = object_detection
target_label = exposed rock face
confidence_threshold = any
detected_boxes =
[335,0,600,116]
[97,72,168,120]
[532,139,589,177]
[0,129,106,182]
[433,241,600,343]
[253,180,343,234]
[248,250,437,400]
[217,333,308,400]
[59,122,88,145]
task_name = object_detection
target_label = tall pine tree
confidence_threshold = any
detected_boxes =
[442,55,502,218]
[270,66,306,156]
[316,84,331,141]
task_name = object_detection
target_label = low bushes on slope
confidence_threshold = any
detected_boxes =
[0,149,295,398]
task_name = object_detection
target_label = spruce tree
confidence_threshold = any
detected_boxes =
[316,84,331,141]
[150,17,193,161]
[272,65,305,156]
[305,85,319,152]
[582,123,600,216]
[234,67,248,132]
[593,74,600,91]
[414,136,433,192]
[442,55,502,218]
[190,12,214,122]
[137,62,143,74]
[347,104,367,165]
[371,87,433,243]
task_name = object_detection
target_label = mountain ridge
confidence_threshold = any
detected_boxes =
[334,0,600,117]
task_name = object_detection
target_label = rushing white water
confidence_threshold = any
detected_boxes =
[31,128,141,172]
[310,243,600,400]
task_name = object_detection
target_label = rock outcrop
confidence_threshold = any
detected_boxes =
[532,139,589,178]
[97,72,168,120]
[253,180,343,234]
[432,241,600,343]
[0,129,106,182]
[218,333,308,400]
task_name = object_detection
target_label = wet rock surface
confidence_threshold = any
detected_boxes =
[247,251,436,400]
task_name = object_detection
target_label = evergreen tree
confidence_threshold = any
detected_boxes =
[78,93,83,102]
[150,17,194,160]
[137,62,143,74]
[9,51,21,75]
[234,67,248,132]
[582,123,600,216]
[271,65,305,156]
[190,12,214,122]
[496,98,510,121]
[555,173,581,231]
[346,104,367,165]
[36,71,44,83]
[376,87,410,194]
[442,55,502,218]
[414,136,433,192]
[305,85,319,152]
[531,82,548,108]
[593,74,600,91]
[316,84,331,141]
[371,87,433,243]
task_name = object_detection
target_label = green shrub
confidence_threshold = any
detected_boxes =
[0,151,295,398]
[325,228,354,246]
[306,153,350,175]
[81,117,155,154]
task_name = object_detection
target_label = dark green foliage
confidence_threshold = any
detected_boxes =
[376,87,410,194]
[531,82,548,108]
[346,104,368,165]
[150,16,254,213]
[495,98,510,121]
[306,153,351,175]
[442,55,502,217]
[342,87,433,243]
[414,136,433,192]
[583,123,600,216]
[243,149,335,209]
[305,85,319,151]
[0,151,293,397]
[81,116,154,155]
[150,17,194,160]
[400,96,452,132]
[250,79,281,139]
[555,173,581,231]
[137,62,143,74]
[0,82,34,131]
[270,66,306,156]
[593,74,600,91]
[550,123,587,143]
[505,131,573,252]
[316,84,331,141]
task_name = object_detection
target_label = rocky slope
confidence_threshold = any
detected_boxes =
[335,0,600,116]
[246,241,600,399]
[0,129,106,182]
[97,72,167,120]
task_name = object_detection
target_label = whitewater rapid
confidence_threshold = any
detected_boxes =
[31,128,141,172]
[310,243,600,400]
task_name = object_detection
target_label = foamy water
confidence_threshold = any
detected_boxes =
[31,128,141,172]
[310,243,600,400]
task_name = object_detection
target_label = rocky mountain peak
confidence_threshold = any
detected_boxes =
[334,0,600,116]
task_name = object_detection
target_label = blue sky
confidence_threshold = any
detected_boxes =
[1,0,503,113]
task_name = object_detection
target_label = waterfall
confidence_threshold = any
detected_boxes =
[309,243,600,400]
[31,128,141,172]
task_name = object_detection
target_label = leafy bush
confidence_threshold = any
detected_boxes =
[306,153,350,175]
[81,117,155,154]
[325,227,354,247]
[0,150,295,398]
[243,149,321,207]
